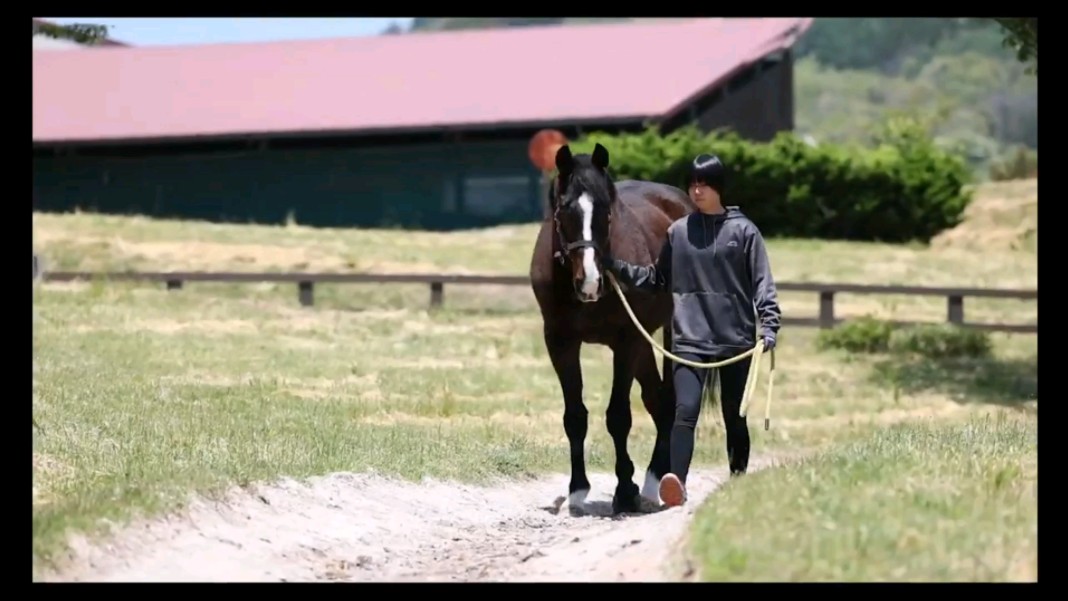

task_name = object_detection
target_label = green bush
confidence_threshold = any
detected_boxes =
[816,317,992,359]
[888,324,992,359]
[569,118,973,243]
[815,316,897,353]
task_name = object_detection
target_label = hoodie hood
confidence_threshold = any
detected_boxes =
[696,205,746,223]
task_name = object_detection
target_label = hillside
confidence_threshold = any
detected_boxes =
[393,18,1036,180]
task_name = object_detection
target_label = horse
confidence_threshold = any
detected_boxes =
[529,142,696,514]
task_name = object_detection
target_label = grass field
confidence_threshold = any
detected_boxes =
[31,178,1037,580]
[690,414,1037,582]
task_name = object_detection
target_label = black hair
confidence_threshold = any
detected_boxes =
[687,153,726,194]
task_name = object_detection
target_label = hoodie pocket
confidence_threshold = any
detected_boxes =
[729,292,757,341]
[672,291,742,345]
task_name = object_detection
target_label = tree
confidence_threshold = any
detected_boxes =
[992,18,1037,75]
[33,19,110,45]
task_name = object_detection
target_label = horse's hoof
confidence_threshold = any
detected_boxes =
[612,490,642,514]
[568,488,589,508]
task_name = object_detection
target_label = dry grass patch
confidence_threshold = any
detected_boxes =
[33,453,74,507]
[932,178,1037,253]
[33,212,538,275]
[80,317,258,336]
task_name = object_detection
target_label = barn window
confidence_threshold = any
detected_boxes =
[442,178,459,213]
[462,175,532,218]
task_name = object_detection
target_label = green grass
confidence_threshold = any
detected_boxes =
[31,278,1036,577]
[32,177,1038,578]
[688,413,1037,581]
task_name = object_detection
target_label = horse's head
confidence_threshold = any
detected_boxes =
[549,142,616,303]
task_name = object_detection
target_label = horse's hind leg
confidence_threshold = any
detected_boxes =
[545,329,591,507]
[635,333,672,504]
[606,342,641,514]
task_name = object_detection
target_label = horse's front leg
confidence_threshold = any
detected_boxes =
[635,334,672,505]
[545,329,590,507]
[606,343,641,514]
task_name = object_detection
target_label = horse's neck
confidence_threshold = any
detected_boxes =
[607,199,634,245]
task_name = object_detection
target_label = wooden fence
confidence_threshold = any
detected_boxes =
[40,270,1038,334]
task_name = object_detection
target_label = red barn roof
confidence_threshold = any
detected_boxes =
[32,18,812,145]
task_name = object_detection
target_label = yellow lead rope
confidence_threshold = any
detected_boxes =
[605,270,777,430]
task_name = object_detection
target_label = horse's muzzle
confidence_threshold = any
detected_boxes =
[573,275,603,303]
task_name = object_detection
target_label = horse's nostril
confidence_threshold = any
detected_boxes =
[574,276,601,300]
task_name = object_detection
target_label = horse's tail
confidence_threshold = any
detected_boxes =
[661,325,672,395]
[699,367,723,441]
[704,368,719,415]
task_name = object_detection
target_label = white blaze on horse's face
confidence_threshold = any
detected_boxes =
[577,192,601,302]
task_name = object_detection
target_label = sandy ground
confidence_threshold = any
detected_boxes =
[41,457,789,583]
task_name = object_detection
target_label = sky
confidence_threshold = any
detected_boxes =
[40,17,414,46]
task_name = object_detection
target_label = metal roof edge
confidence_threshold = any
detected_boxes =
[656,18,815,126]
[32,115,656,148]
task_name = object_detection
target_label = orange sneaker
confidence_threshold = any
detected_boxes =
[659,473,686,507]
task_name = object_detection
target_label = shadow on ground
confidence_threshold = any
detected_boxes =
[869,354,1037,408]
[541,494,667,520]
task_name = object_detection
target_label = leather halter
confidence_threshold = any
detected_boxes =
[551,203,605,266]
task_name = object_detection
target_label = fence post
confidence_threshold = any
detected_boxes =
[298,281,314,307]
[166,279,183,290]
[429,281,444,309]
[818,290,835,328]
[947,295,964,325]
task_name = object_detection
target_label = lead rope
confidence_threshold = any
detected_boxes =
[605,270,777,430]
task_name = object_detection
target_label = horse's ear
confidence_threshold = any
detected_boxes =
[555,144,574,175]
[591,143,609,170]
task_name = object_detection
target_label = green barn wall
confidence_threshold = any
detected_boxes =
[33,138,547,230]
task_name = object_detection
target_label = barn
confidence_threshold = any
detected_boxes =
[32,18,813,230]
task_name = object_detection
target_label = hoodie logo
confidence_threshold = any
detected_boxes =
[726,240,738,247]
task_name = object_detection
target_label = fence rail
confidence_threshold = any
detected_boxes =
[40,270,1038,334]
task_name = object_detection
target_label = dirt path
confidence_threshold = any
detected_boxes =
[43,457,787,582]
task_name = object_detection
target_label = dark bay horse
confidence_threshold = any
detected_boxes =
[529,143,696,514]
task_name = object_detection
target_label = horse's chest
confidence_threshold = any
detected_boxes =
[569,294,665,340]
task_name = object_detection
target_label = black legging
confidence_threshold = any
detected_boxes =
[671,352,752,483]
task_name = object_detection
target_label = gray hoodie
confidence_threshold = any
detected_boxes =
[607,206,781,358]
